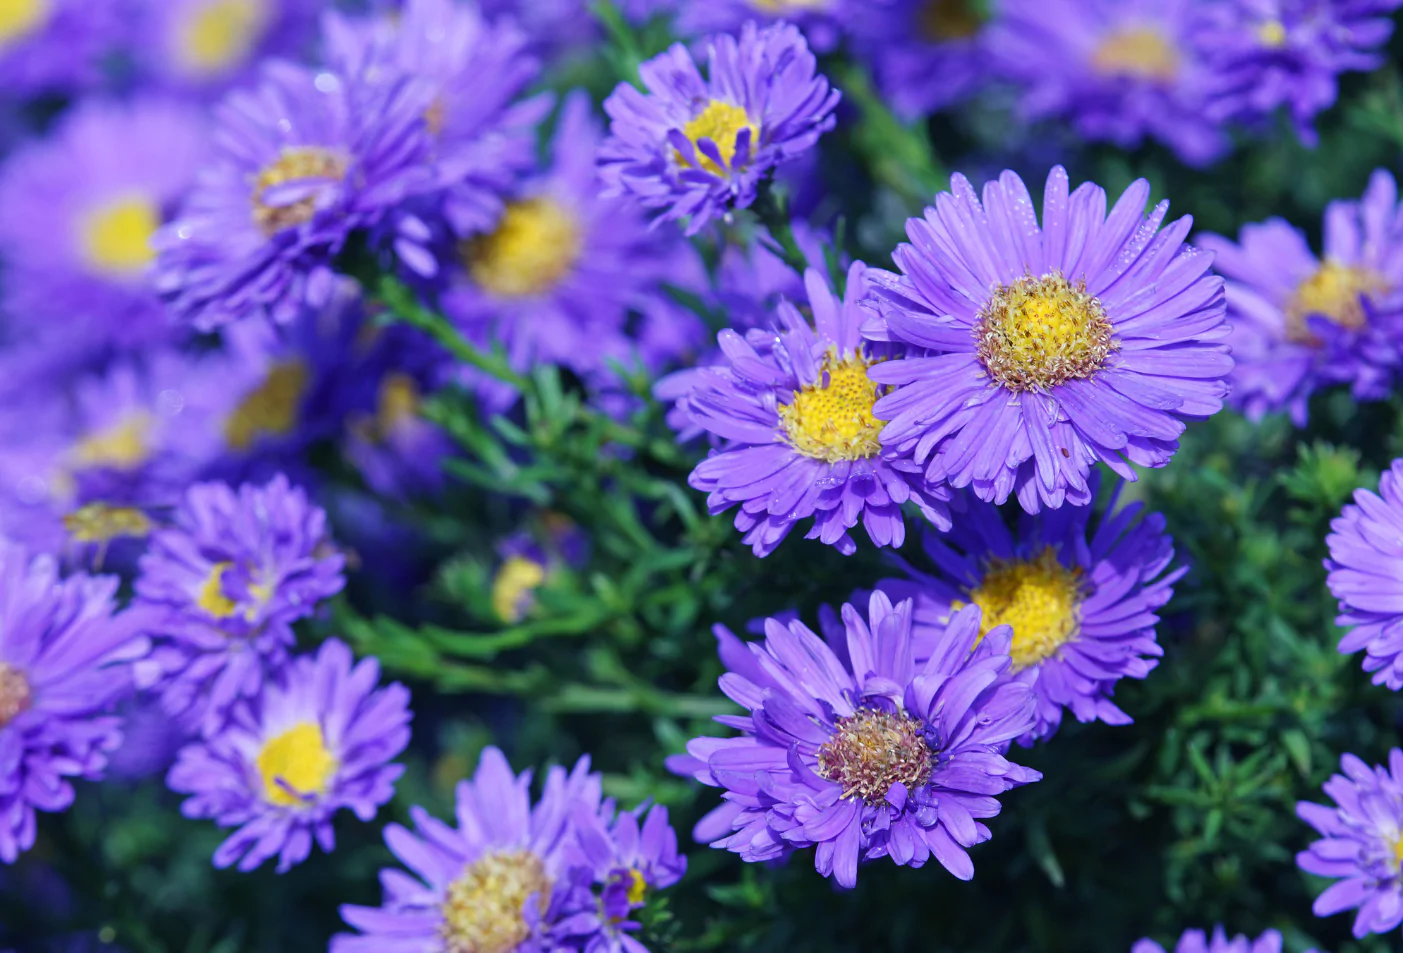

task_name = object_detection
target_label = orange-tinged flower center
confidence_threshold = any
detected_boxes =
[817,708,933,804]
[251,147,348,236]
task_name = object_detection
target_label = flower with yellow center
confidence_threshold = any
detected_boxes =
[0,0,49,48]
[69,415,152,471]
[975,272,1116,392]
[963,548,1086,671]
[1090,27,1180,82]
[624,868,648,906]
[677,101,760,176]
[1257,19,1287,48]
[250,148,348,236]
[225,360,309,451]
[256,721,338,807]
[176,0,268,76]
[464,198,582,299]
[440,850,552,953]
[918,0,983,41]
[1285,260,1387,344]
[81,196,160,276]
[778,350,886,462]
[197,562,238,619]
[0,662,32,729]
[817,707,933,804]
[491,556,547,624]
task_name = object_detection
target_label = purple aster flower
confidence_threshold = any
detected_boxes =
[647,0,847,51]
[670,592,1041,886]
[153,58,433,331]
[862,166,1232,513]
[986,0,1230,166]
[1132,927,1285,953]
[1297,749,1403,938]
[1325,458,1403,689]
[167,638,411,873]
[0,542,147,862]
[331,745,604,953]
[850,0,993,119]
[1199,0,1403,143]
[0,0,122,98]
[0,98,206,369]
[598,21,840,235]
[132,474,346,735]
[343,368,454,499]
[1198,169,1403,425]
[877,478,1184,742]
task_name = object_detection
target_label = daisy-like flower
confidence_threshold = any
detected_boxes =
[0,98,206,368]
[1198,169,1403,425]
[986,0,1230,166]
[0,0,122,98]
[1325,458,1403,689]
[878,478,1184,742]
[1132,927,1286,953]
[850,0,994,119]
[670,592,1040,886]
[0,542,146,862]
[683,262,953,557]
[331,745,603,953]
[1297,749,1403,938]
[153,59,433,330]
[132,475,345,735]
[598,20,840,235]
[167,638,411,872]
[863,166,1232,513]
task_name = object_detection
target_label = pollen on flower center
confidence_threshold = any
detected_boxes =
[250,147,348,236]
[197,561,237,619]
[976,272,1116,392]
[778,350,886,462]
[624,868,648,906]
[256,721,337,807]
[677,100,760,176]
[492,555,546,623]
[0,0,49,47]
[440,850,552,953]
[225,360,309,450]
[465,198,582,298]
[0,662,32,729]
[968,547,1085,671]
[82,196,160,275]
[1285,260,1386,343]
[70,414,152,471]
[817,708,933,805]
[1091,27,1180,81]
[1257,19,1287,48]
[918,0,983,41]
[178,0,267,74]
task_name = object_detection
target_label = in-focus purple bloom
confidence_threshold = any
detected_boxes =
[599,21,839,235]
[681,262,953,557]
[0,0,122,98]
[132,474,345,735]
[1326,458,1403,689]
[670,592,1041,886]
[850,0,993,119]
[0,542,146,862]
[168,638,411,873]
[863,166,1232,513]
[1297,749,1403,938]
[987,0,1230,166]
[878,478,1184,742]
[1133,927,1285,953]
[1199,169,1403,424]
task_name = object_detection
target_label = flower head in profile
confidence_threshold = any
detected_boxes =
[599,21,839,234]
[863,166,1231,513]
[168,638,411,873]
[671,592,1041,886]
[1326,458,1403,689]
[1199,169,1403,425]
[682,262,953,557]
[131,0,322,94]
[0,543,146,863]
[850,0,993,119]
[1133,927,1286,953]
[878,477,1183,742]
[132,475,345,735]
[1297,749,1403,938]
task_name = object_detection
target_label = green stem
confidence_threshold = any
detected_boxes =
[752,184,810,277]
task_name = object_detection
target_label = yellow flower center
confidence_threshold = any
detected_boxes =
[197,562,237,619]
[62,503,153,544]
[225,360,309,450]
[81,196,160,276]
[976,272,1116,392]
[919,0,983,41]
[256,721,337,807]
[0,0,49,47]
[1091,27,1179,82]
[70,414,151,471]
[1257,19,1287,48]
[0,662,32,729]
[177,0,267,75]
[625,868,648,906]
[440,850,552,953]
[677,100,760,176]
[1285,260,1386,344]
[250,148,348,236]
[965,548,1085,671]
[817,708,933,804]
[464,198,582,299]
[1392,833,1403,869]
[491,556,546,624]
[777,351,886,462]
[377,372,420,432]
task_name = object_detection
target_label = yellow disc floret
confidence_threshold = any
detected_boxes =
[256,721,337,807]
[177,0,267,76]
[492,556,547,624]
[778,350,886,462]
[465,198,582,298]
[1091,27,1180,82]
[965,548,1085,671]
[816,708,933,804]
[251,147,348,236]
[63,503,153,544]
[225,360,309,451]
[0,663,31,729]
[197,562,237,619]
[70,415,152,471]
[1257,19,1287,48]
[677,101,760,176]
[82,196,160,276]
[440,850,552,953]
[976,272,1116,392]
[1285,260,1386,344]
[0,0,49,48]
